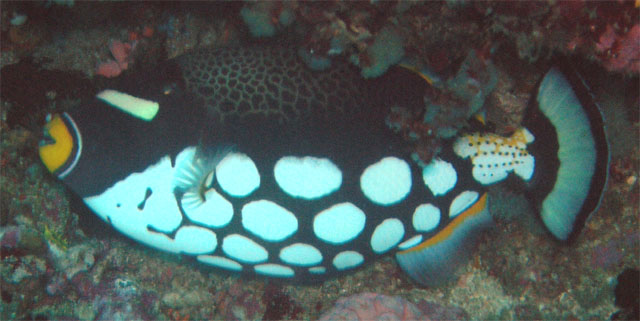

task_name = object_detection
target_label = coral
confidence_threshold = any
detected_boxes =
[590,232,640,270]
[240,2,275,37]
[161,289,211,309]
[262,283,303,320]
[94,22,163,78]
[44,240,103,297]
[2,254,47,284]
[596,24,640,73]
[93,297,142,321]
[239,1,408,78]
[113,276,138,298]
[465,1,639,74]
[81,278,150,321]
[1,225,45,256]
[386,49,497,163]
[430,49,497,136]
[596,25,617,53]
[96,39,136,78]
[318,292,426,321]
[415,299,469,320]
[215,281,264,320]
[352,26,405,78]
[240,2,295,37]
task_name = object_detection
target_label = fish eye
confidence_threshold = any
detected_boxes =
[38,113,82,178]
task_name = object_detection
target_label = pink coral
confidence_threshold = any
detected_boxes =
[318,292,428,321]
[96,60,122,78]
[596,25,617,53]
[597,24,640,73]
[96,40,136,78]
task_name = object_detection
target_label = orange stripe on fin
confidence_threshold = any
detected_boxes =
[399,193,488,254]
[395,193,491,285]
[397,63,434,85]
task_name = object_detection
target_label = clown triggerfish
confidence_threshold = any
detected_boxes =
[38,46,608,285]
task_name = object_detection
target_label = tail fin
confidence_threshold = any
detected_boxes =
[522,66,609,241]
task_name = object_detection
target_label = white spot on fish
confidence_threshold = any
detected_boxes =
[274,156,342,199]
[333,251,364,270]
[222,234,268,263]
[279,243,323,266]
[254,263,294,278]
[360,157,412,205]
[397,235,423,250]
[197,255,242,271]
[313,203,366,245]
[216,153,260,197]
[173,226,217,255]
[412,203,441,232]
[422,158,457,196]
[370,218,405,254]
[181,189,233,228]
[449,191,479,218]
[242,200,297,242]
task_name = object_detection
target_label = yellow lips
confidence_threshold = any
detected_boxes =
[39,114,73,174]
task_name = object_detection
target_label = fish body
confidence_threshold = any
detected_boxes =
[38,46,609,285]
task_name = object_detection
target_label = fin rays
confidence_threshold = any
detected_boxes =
[173,146,234,203]
[530,67,609,241]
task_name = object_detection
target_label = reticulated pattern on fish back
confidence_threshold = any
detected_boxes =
[177,46,371,123]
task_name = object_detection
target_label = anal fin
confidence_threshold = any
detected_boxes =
[396,193,492,286]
